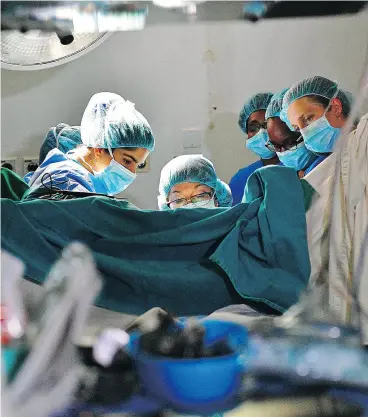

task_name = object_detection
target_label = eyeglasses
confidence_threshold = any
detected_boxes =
[247,121,268,135]
[265,135,304,153]
[168,191,214,209]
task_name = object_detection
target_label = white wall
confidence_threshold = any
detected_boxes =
[2,12,368,208]
[204,14,368,182]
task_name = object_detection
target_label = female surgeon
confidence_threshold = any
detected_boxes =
[158,154,232,210]
[26,92,155,199]
[265,88,322,178]
[281,76,353,155]
[229,93,279,205]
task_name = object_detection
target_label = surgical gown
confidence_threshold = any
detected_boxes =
[23,171,34,185]
[25,149,108,198]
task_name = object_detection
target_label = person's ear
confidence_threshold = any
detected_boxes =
[93,148,105,160]
[330,98,343,118]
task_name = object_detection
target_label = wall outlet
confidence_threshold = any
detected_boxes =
[23,157,39,176]
[1,157,25,175]
[137,155,150,173]
[1,158,17,173]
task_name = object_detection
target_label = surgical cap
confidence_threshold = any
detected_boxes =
[338,89,354,117]
[81,92,155,151]
[282,76,353,121]
[238,92,274,133]
[39,123,82,164]
[265,88,289,120]
[158,154,232,210]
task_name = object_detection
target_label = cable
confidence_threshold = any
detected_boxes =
[40,172,70,199]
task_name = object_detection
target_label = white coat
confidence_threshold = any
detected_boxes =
[305,113,368,342]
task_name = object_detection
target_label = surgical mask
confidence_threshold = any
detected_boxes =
[182,199,217,210]
[300,91,341,153]
[246,129,275,159]
[301,115,341,154]
[277,142,317,171]
[93,159,136,195]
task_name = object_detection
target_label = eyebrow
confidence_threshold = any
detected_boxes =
[122,152,138,164]
[171,184,208,195]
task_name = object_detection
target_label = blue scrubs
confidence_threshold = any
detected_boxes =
[229,160,263,205]
[27,149,108,196]
[304,154,329,175]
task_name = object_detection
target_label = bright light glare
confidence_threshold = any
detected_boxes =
[7,316,24,339]
[93,328,130,367]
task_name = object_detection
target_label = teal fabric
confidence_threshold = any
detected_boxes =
[1,168,29,201]
[1,166,310,316]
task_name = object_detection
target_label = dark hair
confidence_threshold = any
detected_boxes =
[306,93,351,118]
[92,147,139,153]
[306,95,330,109]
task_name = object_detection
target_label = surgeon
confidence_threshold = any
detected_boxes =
[26,92,155,199]
[229,93,279,205]
[158,154,232,210]
[281,76,353,154]
[39,123,82,165]
[265,88,323,178]
[23,123,83,185]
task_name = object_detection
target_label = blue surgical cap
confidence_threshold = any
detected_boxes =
[282,76,354,124]
[238,92,274,133]
[158,154,232,210]
[265,88,289,120]
[39,123,82,164]
[81,92,155,152]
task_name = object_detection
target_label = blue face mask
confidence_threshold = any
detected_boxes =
[246,129,276,159]
[277,142,317,171]
[301,114,341,154]
[93,158,136,195]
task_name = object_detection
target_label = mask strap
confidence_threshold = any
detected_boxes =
[107,142,114,159]
[325,87,340,115]
[103,101,116,160]
[80,155,96,174]
[54,126,68,150]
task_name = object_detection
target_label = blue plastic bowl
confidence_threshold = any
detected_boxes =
[133,320,248,412]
